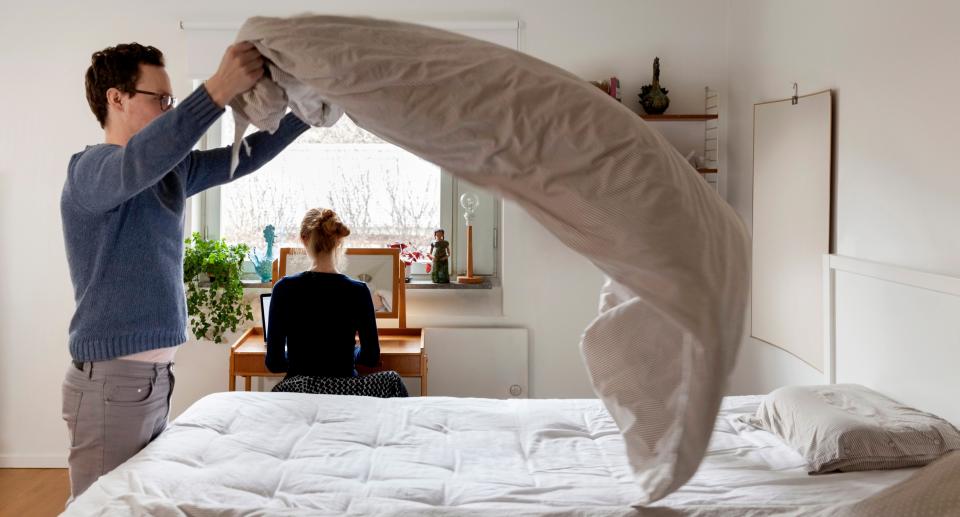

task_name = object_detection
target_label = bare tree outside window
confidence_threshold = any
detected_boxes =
[385,158,441,247]
[326,166,373,241]
[219,113,441,253]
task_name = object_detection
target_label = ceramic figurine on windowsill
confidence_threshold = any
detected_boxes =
[249,224,276,283]
[429,228,450,284]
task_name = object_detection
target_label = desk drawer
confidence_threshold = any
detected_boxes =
[380,355,422,376]
[234,354,269,375]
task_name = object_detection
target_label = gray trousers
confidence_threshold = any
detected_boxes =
[61,359,175,500]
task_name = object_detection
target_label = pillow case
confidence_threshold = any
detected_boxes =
[745,384,960,474]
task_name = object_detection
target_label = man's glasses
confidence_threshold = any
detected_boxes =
[132,89,177,112]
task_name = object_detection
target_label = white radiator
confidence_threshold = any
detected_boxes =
[421,328,528,398]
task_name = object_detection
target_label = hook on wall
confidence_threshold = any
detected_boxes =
[792,83,799,105]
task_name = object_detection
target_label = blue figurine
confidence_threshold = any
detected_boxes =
[250,224,276,282]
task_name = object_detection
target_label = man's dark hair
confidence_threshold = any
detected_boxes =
[84,43,165,128]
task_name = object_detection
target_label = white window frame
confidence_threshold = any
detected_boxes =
[182,21,517,282]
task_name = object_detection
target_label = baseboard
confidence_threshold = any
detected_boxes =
[0,455,68,468]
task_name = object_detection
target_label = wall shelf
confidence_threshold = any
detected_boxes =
[640,114,718,121]
[639,88,721,193]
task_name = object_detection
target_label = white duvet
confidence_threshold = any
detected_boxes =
[64,393,915,516]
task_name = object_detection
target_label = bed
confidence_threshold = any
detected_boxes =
[63,393,918,516]
[63,255,960,516]
[63,14,960,512]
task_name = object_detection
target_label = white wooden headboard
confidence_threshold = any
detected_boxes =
[824,254,960,424]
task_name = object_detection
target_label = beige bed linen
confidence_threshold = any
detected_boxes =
[228,15,750,504]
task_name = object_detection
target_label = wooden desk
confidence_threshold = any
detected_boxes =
[228,327,427,395]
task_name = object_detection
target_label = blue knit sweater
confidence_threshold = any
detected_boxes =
[61,86,309,361]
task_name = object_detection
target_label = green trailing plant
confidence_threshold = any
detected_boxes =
[183,232,253,343]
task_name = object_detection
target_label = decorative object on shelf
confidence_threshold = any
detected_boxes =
[429,228,450,284]
[589,76,621,102]
[183,232,254,344]
[248,224,276,283]
[457,192,485,285]
[589,79,610,93]
[639,57,670,115]
[684,150,706,170]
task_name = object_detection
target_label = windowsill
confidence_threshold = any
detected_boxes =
[406,276,497,290]
[236,277,499,290]
[188,279,273,289]
[240,279,273,289]
[231,277,503,319]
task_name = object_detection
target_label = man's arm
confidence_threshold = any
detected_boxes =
[67,87,223,213]
[182,112,310,197]
[67,42,264,213]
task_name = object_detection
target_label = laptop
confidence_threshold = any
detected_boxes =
[260,293,271,341]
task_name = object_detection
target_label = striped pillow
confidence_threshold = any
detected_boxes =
[744,384,960,474]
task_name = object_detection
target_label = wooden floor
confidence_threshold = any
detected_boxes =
[0,469,69,517]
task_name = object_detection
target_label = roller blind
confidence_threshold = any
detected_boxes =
[180,20,519,79]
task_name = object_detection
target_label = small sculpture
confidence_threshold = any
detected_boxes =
[639,57,670,115]
[249,224,276,283]
[263,224,276,252]
[429,228,450,284]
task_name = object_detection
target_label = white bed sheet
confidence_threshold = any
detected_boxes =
[64,394,914,516]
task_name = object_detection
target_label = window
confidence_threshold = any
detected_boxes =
[192,100,499,277]
[219,110,442,250]
[183,23,516,281]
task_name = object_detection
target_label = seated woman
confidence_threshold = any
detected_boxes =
[266,208,406,397]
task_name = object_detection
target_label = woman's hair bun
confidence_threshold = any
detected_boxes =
[300,208,350,255]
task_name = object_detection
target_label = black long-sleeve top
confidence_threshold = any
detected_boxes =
[266,271,380,377]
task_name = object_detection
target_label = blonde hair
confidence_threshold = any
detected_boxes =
[300,208,351,263]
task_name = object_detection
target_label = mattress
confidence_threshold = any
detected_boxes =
[63,394,914,516]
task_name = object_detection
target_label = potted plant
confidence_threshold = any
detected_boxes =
[183,232,254,343]
[388,242,432,281]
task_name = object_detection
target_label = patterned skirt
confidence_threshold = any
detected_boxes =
[272,370,409,398]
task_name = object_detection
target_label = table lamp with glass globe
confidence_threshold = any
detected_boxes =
[457,192,485,284]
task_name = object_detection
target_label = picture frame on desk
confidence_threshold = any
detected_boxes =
[275,247,405,325]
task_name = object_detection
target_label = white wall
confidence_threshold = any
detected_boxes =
[0,0,728,465]
[723,0,960,394]
[6,0,953,465]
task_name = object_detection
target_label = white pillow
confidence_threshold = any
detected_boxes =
[232,15,750,503]
[745,385,960,474]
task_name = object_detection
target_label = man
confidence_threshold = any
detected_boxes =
[60,41,309,499]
